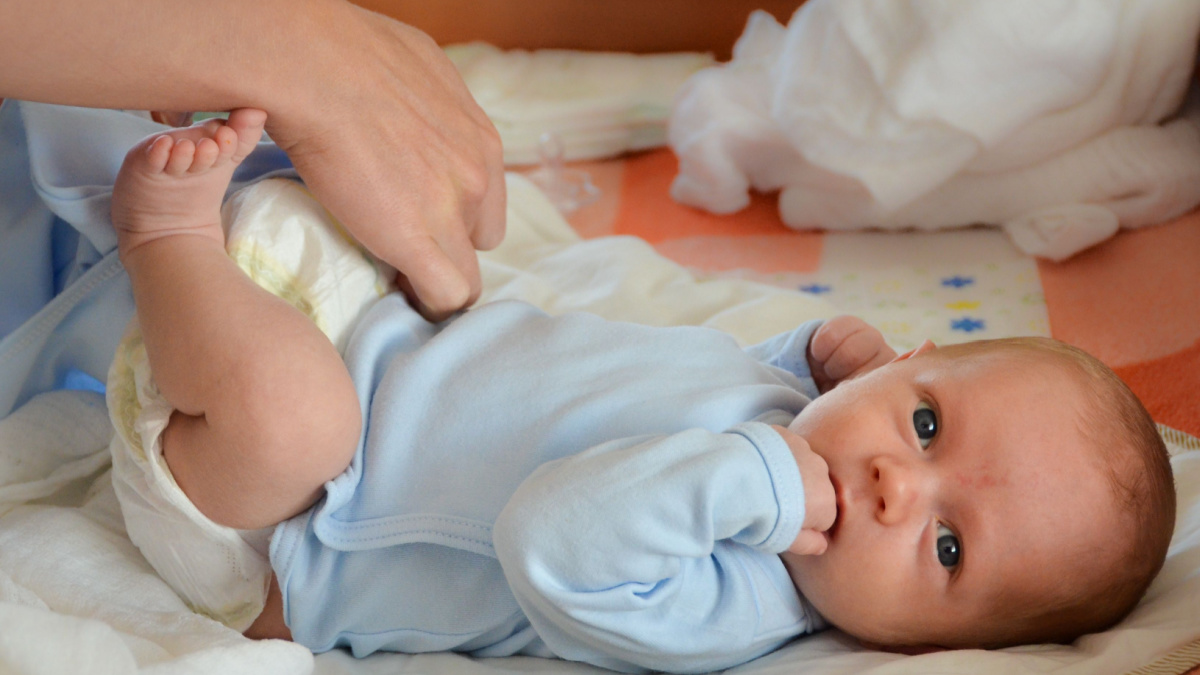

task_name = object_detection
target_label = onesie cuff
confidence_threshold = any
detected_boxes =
[730,421,805,554]
[742,319,824,400]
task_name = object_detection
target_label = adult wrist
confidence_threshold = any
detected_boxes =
[248,0,358,138]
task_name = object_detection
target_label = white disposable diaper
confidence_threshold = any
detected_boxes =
[107,178,394,630]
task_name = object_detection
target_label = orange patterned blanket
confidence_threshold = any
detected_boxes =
[554,148,1200,438]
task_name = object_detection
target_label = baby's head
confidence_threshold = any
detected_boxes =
[782,337,1174,650]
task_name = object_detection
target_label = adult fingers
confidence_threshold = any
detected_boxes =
[468,158,507,252]
[264,8,506,320]
[394,223,483,322]
[461,110,507,252]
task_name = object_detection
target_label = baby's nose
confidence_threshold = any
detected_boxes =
[870,455,927,525]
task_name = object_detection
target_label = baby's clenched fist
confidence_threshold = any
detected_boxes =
[807,316,897,394]
[772,425,836,556]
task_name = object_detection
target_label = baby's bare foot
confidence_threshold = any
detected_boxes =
[112,109,266,259]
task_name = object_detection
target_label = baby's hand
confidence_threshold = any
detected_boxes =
[807,316,898,394]
[772,425,835,556]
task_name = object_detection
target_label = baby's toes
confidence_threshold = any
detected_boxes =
[225,108,267,162]
[144,135,175,173]
[164,139,196,176]
[189,137,221,173]
[211,124,239,164]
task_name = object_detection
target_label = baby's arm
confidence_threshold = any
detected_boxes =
[806,315,897,394]
[114,114,361,530]
[494,424,827,672]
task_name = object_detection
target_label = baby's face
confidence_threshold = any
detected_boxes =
[782,348,1117,648]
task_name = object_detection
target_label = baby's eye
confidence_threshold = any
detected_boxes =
[936,523,961,569]
[913,402,938,448]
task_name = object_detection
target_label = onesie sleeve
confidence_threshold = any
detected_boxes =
[492,421,816,674]
[743,319,823,400]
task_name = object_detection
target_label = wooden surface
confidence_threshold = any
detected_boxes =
[352,0,804,59]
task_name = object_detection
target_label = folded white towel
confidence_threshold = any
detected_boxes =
[447,43,714,165]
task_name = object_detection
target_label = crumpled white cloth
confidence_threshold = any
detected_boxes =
[669,0,1200,261]
[0,390,314,675]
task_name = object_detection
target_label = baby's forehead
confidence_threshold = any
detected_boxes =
[950,347,1119,461]
[928,341,1074,371]
[922,345,1098,411]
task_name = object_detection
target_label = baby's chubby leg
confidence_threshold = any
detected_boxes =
[113,110,362,529]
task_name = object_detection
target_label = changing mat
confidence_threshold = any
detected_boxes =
[558,147,1200,440]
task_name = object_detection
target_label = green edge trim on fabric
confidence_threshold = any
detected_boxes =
[1122,636,1200,675]
[1160,424,1200,456]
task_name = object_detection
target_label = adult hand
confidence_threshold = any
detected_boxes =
[268,4,506,321]
[2,0,505,321]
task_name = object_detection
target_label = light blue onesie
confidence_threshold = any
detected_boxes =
[271,295,828,674]
[0,100,827,674]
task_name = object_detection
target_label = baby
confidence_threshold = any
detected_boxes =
[109,110,1175,673]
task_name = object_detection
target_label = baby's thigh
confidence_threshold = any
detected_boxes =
[108,394,274,630]
[244,574,292,641]
[161,407,351,531]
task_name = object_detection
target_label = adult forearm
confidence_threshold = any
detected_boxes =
[0,0,337,114]
[5,0,507,321]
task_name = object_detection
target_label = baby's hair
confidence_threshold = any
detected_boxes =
[928,337,1175,648]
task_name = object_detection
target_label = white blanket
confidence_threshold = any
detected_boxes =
[668,0,1200,261]
[0,175,1197,675]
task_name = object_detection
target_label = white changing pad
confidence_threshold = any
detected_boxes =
[0,175,1197,675]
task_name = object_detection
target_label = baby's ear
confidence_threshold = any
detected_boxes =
[890,339,936,363]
